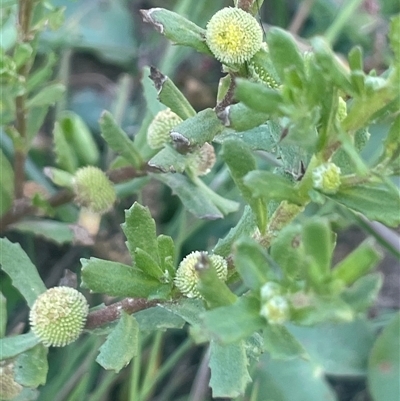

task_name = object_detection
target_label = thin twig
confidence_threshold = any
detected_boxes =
[14,0,35,198]
[288,0,315,35]
[214,73,237,114]
[85,298,159,330]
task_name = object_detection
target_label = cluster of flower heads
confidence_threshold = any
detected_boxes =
[29,287,89,347]
[259,282,290,324]
[174,251,228,298]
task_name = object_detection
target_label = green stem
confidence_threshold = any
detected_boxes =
[324,0,365,45]
[129,335,142,401]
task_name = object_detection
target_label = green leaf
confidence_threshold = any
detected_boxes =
[96,312,139,373]
[329,184,400,227]
[141,9,211,56]
[100,111,143,168]
[53,121,79,173]
[389,14,400,63]
[0,149,14,217]
[235,78,282,114]
[215,121,278,152]
[213,206,256,257]
[222,138,267,232]
[288,319,375,376]
[122,202,160,267]
[252,353,338,401]
[302,219,334,279]
[134,248,164,280]
[26,83,65,108]
[157,235,175,277]
[209,341,251,398]
[220,102,269,132]
[196,257,237,308]
[148,146,188,173]
[14,344,48,387]
[148,66,196,120]
[27,106,51,144]
[0,292,6,338]
[263,324,307,360]
[244,170,304,205]
[341,273,383,312]
[201,295,264,344]
[58,111,99,166]
[0,332,40,360]
[0,238,46,307]
[267,27,305,82]
[270,224,306,280]
[10,219,75,245]
[234,237,276,291]
[368,312,400,401]
[80,258,169,299]
[170,108,224,148]
[154,173,238,219]
[160,298,205,326]
[311,36,354,95]
[134,306,185,331]
[332,239,382,285]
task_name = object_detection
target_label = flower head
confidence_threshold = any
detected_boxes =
[260,295,290,325]
[147,108,183,149]
[206,7,263,65]
[29,287,89,347]
[312,162,342,194]
[73,166,116,214]
[174,251,228,298]
[187,142,216,176]
[0,362,22,400]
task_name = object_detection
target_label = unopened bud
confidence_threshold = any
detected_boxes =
[312,162,341,194]
[147,109,183,149]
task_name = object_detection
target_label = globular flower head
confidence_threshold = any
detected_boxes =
[337,97,347,122]
[174,251,228,298]
[187,143,216,176]
[147,108,183,149]
[260,295,290,325]
[73,166,116,214]
[0,362,23,400]
[206,7,263,65]
[29,287,89,347]
[312,162,342,194]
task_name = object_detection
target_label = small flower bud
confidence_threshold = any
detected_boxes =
[147,109,183,149]
[174,251,228,298]
[29,287,89,347]
[260,295,290,325]
[187,143,216,176]
[260,281,282,301]
[312,162,341,194]
[73,166,116,214]
[206,7,263,65]
[0,362,23,400]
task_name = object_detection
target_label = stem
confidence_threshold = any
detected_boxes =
[288,0,315,35]
[14,0,35,198]
[324,0,365,45]
[84,298,159,330]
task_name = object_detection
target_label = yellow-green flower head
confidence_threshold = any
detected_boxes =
[0,362,23,400]
[29,287,89,347]
[260,295,290,325]
[187,142,216,176]
[73,166,116,214]
[147,108,183,149]
[174,251,228,298]
[312,162,342,194]
[206,7,263,65]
